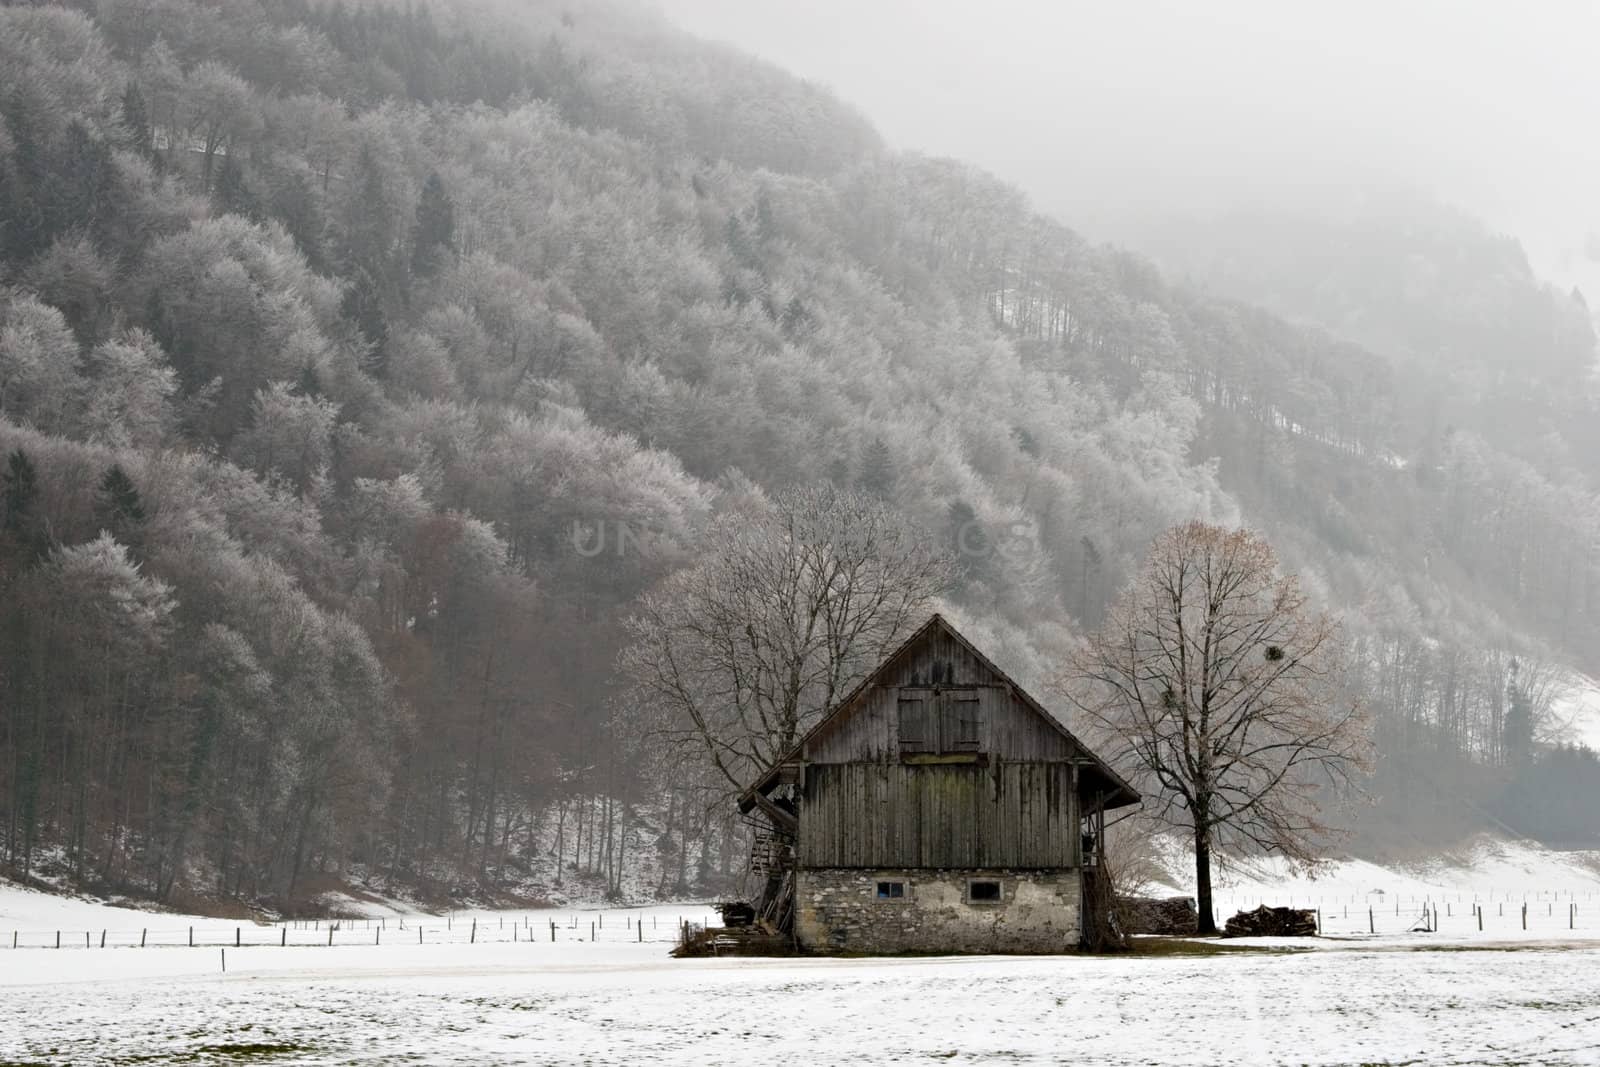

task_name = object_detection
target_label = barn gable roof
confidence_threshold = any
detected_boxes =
[737,612,1140,815]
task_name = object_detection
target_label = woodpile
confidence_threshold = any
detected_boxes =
[1117,895,1199,935]
[713,901,755,927]
[1223,904,1318,937]
[672,925,794,958]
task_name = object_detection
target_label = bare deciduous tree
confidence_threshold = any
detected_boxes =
[621,483,951,798]
[1065,521,1372,934]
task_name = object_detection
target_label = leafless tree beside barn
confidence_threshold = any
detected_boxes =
[1064,522,1374,933]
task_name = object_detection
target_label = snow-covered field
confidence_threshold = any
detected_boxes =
[1147,833,1600,939]
[4,841,1600,1066]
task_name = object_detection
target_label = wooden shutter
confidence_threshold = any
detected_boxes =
[897,696,930,753]
[951,694,983,752]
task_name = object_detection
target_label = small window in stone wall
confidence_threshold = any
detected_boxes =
[876,881,906,900]
[967,879,1001,903]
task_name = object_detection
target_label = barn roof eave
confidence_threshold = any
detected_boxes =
[736,613,1140,813]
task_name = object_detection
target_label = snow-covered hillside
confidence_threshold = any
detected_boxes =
[1144,833,1600,899]
[1551,673,1600,751]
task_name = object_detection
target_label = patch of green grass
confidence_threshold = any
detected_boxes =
[1124,936,1304,957]
[111,1043,312,1064]
[189,1043,307,1060]
[1396,942,1589,954]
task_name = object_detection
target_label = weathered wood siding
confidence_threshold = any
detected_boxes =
[805,628,1078,764]
[798,762,1079,868]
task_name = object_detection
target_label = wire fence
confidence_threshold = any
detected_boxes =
[3,910,721,951]
[8,891,1597,952]
[1211,888,1600,938]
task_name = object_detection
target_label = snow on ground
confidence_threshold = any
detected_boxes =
[1141,833,1600,937]
[5,850,1600,1065]
[1551,672,1600,751]
[5,918,1600,1064]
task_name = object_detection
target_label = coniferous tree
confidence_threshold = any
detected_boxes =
[269,172,325,268]
[857,437,895,499]
[50,122,118,242]
[94,464,147,556]
[946,498,987,584]
[780,296,811,337]
[342,267,389,373]
[411,171,455,276]
[1503,662,1534,769]
[2,448,38,537]
[214,154,257,219]
[294,362,323,398]
[120,83,152,158]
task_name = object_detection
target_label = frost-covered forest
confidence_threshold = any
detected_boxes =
[1,0,1597,909]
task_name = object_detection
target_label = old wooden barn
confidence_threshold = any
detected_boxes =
[736,613,1140,954]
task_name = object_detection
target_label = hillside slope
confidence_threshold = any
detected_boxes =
[0,0,1596,906]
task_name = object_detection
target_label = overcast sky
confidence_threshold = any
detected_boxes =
[652,0,1600,294]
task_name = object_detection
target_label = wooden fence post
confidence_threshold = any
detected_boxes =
[1368,908,1374,934]
[471,918,477,944]
[328,926,334,946]
[235,928,241,948]
[550,921,556,942]
[100,930,106,948]
[141,929,146,948]
[281,928,287,947]
[188,926,193,947]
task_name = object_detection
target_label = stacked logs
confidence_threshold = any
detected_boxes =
[1116,896,1199,936]
[1223,904,1318,937]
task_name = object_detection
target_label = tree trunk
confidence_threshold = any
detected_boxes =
[1194,825,1216,935]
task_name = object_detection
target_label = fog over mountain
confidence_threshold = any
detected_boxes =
[657,0,1600,300]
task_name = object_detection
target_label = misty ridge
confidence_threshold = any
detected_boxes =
[0,0,1596,916]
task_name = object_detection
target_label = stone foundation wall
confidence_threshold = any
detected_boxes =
[795,868,1082,954]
